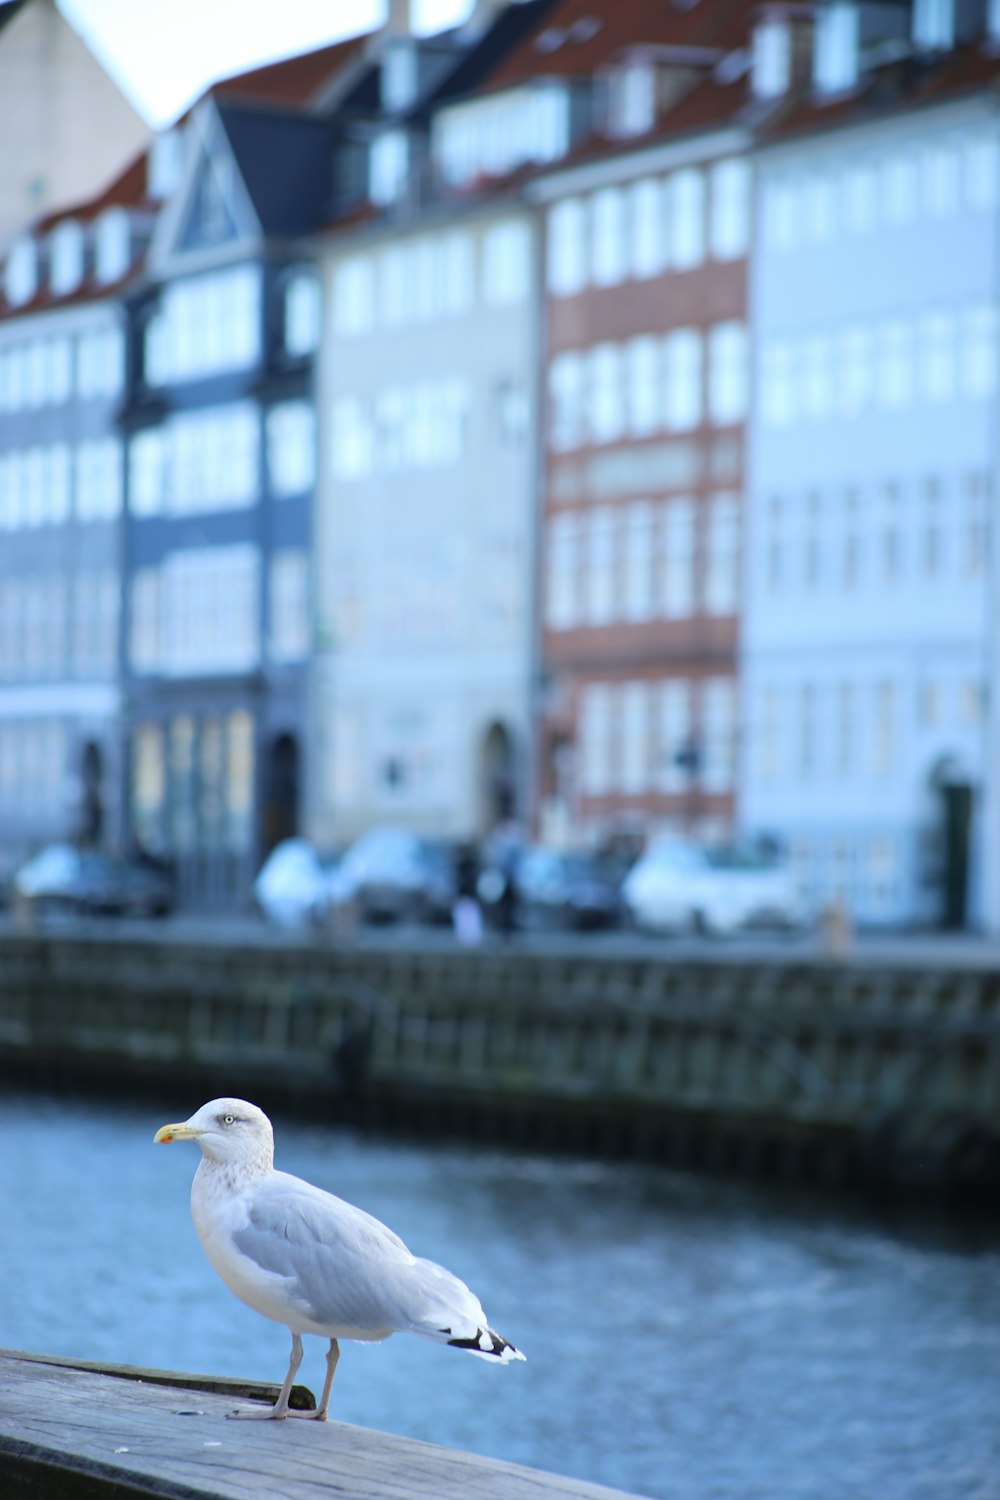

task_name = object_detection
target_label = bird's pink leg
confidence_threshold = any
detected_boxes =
[228,1331,303,1420]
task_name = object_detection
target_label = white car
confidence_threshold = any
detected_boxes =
[622,839,803,937]
[254,839,340,928]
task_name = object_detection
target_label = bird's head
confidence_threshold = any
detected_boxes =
[154,1097,274,1168]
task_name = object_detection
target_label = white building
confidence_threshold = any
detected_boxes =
[312,205,539,844]
[743,18,999,929]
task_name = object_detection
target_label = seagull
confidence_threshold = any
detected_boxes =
[154,1097,524,1420]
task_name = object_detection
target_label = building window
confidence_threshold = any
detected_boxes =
[702,678,736,793]
[880,483,901,582]
[762,178,797,252]
[761,342,796,428]
[591,187,627,287]
[130,569,161,673]
[586,344,625,443]
[913,0,954,51]
[658,680,693,794]
[50,221,84,296]
[663,328,703,431]
[162,545,260,676]
[332,256,375,336]
[623,502,655,621]
[708,322,748,425]
[285,273,320,356]
[5,237,37,306]
[585,507,617,624]
[75,438,121,522]
[766,496,783,594]
[547,198,587,296]
[483,219,531,306]
[94,208,130,284]
[813,2,860,93]
[626,336,661,436]
[620,681,651,794]
[962,304,998,398]
[669,169,705,270]
[709,158,750,260]
[606,60,656,138]
[77,326,124,400]
[629,177,665,278]
[267,401,315,497]
[661,499,695,618]
[752,17,791,98]
[964,472,989,578]
[580,683,614,795]
[369,130,410,206]
[923,478,942,578]
[804,492,822,587]
[144,266,260,385]
[920,311,956,402]
[842,490,860,589]
[705,495,740,615]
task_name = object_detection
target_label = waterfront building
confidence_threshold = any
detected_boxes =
[0,0,149,249]
[516,0,757,849]
[0,155,154,876]
[310,1,558,845]
[742,6,1000,928]
[119,36,372,908]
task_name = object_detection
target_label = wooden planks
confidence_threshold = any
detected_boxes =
[0,1352,641,1500]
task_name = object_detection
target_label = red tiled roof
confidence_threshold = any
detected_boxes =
[484,0,752,92]
[212,29,371,107]
[760,40,1000,146]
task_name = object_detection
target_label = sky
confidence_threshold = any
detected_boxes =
[56,0,474,127]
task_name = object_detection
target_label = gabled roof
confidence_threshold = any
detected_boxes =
[216,100,334,237]
[211,29,372,110]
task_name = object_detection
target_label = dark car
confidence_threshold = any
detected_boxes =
[480,846,628,932]
[13,843,174,919]
[337,827,457,925]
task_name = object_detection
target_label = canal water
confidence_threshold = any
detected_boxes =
[1,1091,998,1500]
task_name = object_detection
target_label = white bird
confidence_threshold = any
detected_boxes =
[154,1097,524,1421]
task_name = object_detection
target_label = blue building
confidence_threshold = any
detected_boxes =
[119,41,369,909]
[742,3,999,929]
[0,154,153,880]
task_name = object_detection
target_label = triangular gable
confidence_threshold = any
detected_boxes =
[148,98,262,273]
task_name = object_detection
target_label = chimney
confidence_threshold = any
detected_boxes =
[385,0,410,35]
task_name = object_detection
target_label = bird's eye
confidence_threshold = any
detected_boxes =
[222,1114,236,1126]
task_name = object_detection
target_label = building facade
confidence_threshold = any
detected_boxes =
[0,159,152,876]
[742,10,999,928]
[119,96,336,907]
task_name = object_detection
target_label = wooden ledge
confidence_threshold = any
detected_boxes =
[0,1350,639,1500]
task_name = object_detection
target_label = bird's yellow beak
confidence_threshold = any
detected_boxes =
[154,1121,202,1144]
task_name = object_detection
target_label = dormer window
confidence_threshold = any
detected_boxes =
[913,0,954,51]
[382,39,418,112]
[284,272,320,357]
[606,60,656,138]
[148,128,184,200]
[50,220,85,296]
[990,0,1000,44]
[370,130,410,207]
[6,237,37,306]
[814,3,859,93]
[95,208,130,285]
[752,16,792,98]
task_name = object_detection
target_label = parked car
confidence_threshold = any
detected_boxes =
[621,838,802,937]
[254,838,341,929]
[337,826,457,924]
[512,847,627,931]
[13,843,174,919]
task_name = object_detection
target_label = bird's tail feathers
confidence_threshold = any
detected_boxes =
[444,1325,526,1363]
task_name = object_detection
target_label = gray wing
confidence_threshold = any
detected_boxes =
[233,1170,485,1339]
